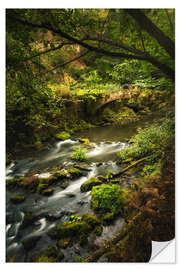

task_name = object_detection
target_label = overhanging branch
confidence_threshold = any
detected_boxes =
[7,14,175,80]
[41,50,89,76]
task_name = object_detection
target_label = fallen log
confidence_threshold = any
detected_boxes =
[113,155,152,178]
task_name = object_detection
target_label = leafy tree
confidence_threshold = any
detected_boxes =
[6,9,175,80]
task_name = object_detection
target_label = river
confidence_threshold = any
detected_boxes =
[6,112,164,262]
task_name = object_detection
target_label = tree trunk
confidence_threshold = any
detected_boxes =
[125,9,175,60]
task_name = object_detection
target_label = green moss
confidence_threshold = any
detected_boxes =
[36,176,55,193]
[36,246,64,262]
[41,188,54,196]
[38,176,54,185]
[37,183,49,193]
[60,181,69,189]
[91,184,131,222]
[76,256,84,262]
[82,212,100,227]
[36,256,56,263]
[52,170,69,180]
[55,131,70,140]
[110,179,121,184]
[97,175,107,182]
[67,167,83,178]
[6,177,23,188]
[80,177,102,192]
[33,140,44,150]
[48,221,91,240]
[79,138,91,146]
[10,195,25,204]
[93,225,103,236]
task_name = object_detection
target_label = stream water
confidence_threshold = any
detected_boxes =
[6,113,164,262]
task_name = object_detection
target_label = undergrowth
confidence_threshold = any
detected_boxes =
[118,117,174,163]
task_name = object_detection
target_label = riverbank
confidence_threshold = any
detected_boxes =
[6,112,175,262]
[6,87,174,164]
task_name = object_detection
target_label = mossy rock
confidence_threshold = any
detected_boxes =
[48,221,91,240]
[65,192,76,198]
[80,177,102,192]
[20,212,37,229]
[79,138,90,145]
[38,176,54,185]
[60,181,69,189]
[35,245,64,262]
[91,184,131,222]
[106,141,112,144]
[67,167,83,179]
[10,195,25,204]
[93,225,103,236]
[37,183,49,193]
[97,175,107,182]
[82,212,100,228]
[36,256,56,262]
[33,141,44,150]
[6,177,23,188]
[57,238,71,248]
[110,179,121,184]
[55,131,70,140]
[52,170,69,181]
[41,188,54,196]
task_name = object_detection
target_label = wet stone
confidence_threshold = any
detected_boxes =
[22,235,41,252]
[65,193,76,198]
[10,195,25,204]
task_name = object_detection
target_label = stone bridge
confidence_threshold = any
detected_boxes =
[87,89,134,116]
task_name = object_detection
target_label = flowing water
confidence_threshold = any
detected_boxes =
[6,113,163,262]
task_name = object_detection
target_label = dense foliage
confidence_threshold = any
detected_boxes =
[119,117,175,163]
[6,9,175,151]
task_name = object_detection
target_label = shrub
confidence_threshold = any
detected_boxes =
[142,163,161,177]
[119,118,174,162]
[72,145,87,161]
[91,184,131,222]
[55,131,70,140]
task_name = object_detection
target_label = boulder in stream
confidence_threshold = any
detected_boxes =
[10,195,25,204]
[80,177,102,192]
[41,188,54,196]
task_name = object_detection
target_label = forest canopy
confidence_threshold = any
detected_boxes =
[6,8,175,150]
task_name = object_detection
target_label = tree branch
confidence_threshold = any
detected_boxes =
[7,14,175,80]
[23,42,73,62]
[82,36,149,56]
[41,50,89,76]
